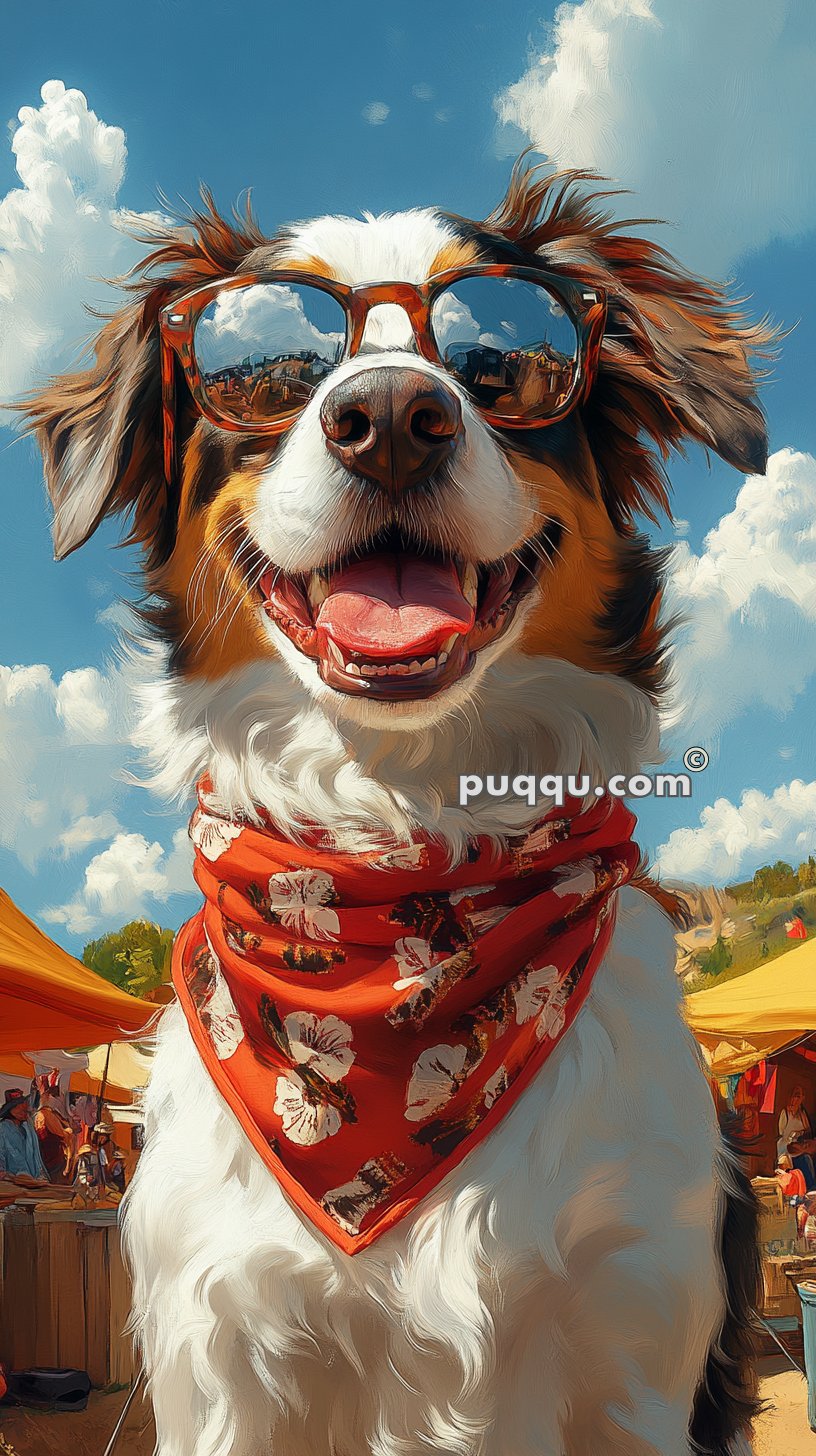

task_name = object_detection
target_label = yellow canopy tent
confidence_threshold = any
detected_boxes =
[685,937,816,1076]
[0,887,158,1055]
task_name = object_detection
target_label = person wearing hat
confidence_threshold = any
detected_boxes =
[0,1088,49,1184]
[93,1122,127,1195]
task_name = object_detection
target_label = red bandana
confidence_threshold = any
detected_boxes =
[172,785,640,1254]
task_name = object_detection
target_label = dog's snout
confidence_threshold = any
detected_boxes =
[320,366,462,491]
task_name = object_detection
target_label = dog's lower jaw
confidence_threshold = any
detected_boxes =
[122,889,742,1456]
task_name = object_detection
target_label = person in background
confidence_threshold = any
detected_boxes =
[93,1122,127,1195]
[777,1084,816,1188]
[33,1077,73,1183]
[775,1153,807,1199]
[0,1088,49,1184]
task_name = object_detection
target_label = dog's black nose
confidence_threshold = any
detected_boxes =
[320,366,462,491]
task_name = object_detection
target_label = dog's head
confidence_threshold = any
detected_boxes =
[24,162,771,734]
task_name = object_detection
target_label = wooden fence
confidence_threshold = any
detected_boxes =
[0,1206,135,1386]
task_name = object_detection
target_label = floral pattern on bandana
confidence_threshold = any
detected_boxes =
[283,1012,355,1081]
[405,1043,475,1122]
[274,1074,342,1146]
[190,809,244,862]
[265,870,341,941]
[175,777,639,1252]
[550,857,599,901]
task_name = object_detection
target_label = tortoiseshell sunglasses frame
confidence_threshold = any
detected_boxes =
[159,264,607,488]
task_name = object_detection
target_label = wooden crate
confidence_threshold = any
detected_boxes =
[0,1206,136,1387]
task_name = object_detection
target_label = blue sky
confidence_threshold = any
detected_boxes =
[1,0,815,952]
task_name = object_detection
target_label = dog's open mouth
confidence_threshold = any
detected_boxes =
[258,525,561,700]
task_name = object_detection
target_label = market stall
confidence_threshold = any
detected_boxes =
[686,941,816,1346]
[0,888,158,1385]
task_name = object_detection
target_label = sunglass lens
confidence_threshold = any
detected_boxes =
[193,281,347,424]
[431,276,579,421]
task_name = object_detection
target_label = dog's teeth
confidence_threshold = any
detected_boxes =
[361,663,377,675]
[438,651,449,665]
[440,633,458,655]
[462,564,478,608]
[408,660,423,675]
[421,657,435,671]
[345,662,361,677]
[326,639,345,667]
[307,571,329,612]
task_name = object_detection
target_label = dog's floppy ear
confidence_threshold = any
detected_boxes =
[22,190,268,563]
[22,291,167,562]
[482,162,776,523]
[604,276,771,477]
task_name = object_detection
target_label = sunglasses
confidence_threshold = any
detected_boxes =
[159,264,607,487]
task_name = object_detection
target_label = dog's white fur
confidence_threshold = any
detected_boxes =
[120,208,743,1455]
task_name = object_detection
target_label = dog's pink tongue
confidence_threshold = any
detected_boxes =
[317,555,474,660]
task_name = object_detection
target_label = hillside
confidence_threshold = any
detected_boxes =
[674,882,816,993]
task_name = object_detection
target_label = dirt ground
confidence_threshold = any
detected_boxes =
[1,1360,814,1454]
[0,1385,155,1456]
[754,1355,816,1454]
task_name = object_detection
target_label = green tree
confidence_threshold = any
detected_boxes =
[83,921,175,998]
[697,935,733,979]
[753,860,799,900]
[797,856,816,889]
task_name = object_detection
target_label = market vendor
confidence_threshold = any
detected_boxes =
[33,1078,73,1183]
[0,1087,49,1184]
[777,1084,816,1188]
[775,1153,807,1198]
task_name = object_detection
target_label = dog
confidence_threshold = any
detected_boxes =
[25,161,771,1456]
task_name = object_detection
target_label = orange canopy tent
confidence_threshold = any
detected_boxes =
[0,887,157,1055]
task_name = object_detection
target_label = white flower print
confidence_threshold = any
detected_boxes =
[551,858,598,900]
[536,983,570,1042]
[274,1074,341,1146]
[512,964,561,1025]
[282,1012,355,1082]
[190,809,244,862]
[392,937,438,991]
[202,964,245,1061]
[448,884,496,906]
[405,1043,472,1122]
[483,1065,509,1110]
[266,870,341,941]
[374,844,428,871]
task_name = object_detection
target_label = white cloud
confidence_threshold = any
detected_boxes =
[196,282,343,372]
[0,661,135,868]
[362,102,390,126]
[663,448,816,741]
[0,79,148,402]
[656,779,816,884]
[57,811,122,857]
[495,0,816,274]
[412,83,434,102]
[43,826,194,936]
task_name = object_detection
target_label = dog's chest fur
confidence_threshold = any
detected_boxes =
[123,884,726,1456]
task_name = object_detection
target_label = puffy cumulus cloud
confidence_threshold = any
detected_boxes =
[663,448,816,741]
[43,826,194,936]
[0,79,148,402]
[656,779,816,884]
[495,0,816,275]
[0,661,135,868]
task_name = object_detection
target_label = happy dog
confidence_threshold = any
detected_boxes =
[25,160,770,1455]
